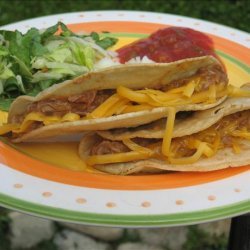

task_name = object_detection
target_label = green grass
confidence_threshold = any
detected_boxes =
[0,208,10,250]
[183,226,228,250]
[0,0,249,32]
[18,240,58,250]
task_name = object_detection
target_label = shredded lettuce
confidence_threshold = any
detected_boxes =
[0,22,118,111]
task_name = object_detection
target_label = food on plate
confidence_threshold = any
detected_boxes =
[117,26,221,64]
[0,21,249,177]
[78,94,250,175]
[0,56,229,142]
[0,22,117,111]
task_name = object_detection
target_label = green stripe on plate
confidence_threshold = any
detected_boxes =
[104,32,249,73]
[216,50,250,73]
[0,192,249,226]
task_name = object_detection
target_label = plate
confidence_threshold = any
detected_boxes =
[0,11,249,227]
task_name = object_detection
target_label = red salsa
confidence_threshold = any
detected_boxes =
[117,27,220,64]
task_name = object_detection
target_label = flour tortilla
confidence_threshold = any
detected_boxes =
[79,97,250,175]
[9,56,226,142]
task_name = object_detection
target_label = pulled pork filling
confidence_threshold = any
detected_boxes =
[91,140,130,155]
[90,110,250,158]
[90,138,160,156]
[195,64,227,91]
[26,89,115,117]
[160,64,227,92]
[171,110,250,157]
[19,65,226,121]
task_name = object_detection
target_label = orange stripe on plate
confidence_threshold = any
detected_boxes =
[68,21,168,34]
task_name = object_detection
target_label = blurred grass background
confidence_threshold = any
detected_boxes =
[0,0,249,32]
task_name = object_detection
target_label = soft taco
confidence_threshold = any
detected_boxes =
[0,56,230,142]
[79,96,250,175]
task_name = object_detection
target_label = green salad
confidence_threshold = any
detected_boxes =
[0,22,118,111]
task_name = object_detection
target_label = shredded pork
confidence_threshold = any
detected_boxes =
[14,64,227,124]
[91,111,250,157]
[90,140,129,155]
[161,64,227,92]
[90,138,159,155]
[26,90,114,116]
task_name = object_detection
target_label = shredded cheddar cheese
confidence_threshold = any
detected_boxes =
[208,84,217,103]
[168,110,250,163]
[87,94,121,119]
[162,107,176,157]
[84,85,250,166]
[88,110,249,166]
[0,112,81,135]
[61,113,81,122]
[1,82,250,140]
[103,98,130,117]
[86,151,153,165]
[183,80,196,97]
[122,138,154,155]
[231,129,250,139]
[169,142,207,164]
[117,86,150,103]
[232,139,241,154]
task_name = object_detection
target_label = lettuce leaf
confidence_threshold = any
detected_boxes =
[0,22,118,111]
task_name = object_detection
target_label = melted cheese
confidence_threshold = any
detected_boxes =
[61,113,80,122]
[85,85,250,166]
[0,123,20,134]
[208,84,216,103]
[232,130,250,139]
[87,94,121,119]
[162,107,176,157]
[1,82,250,138]
[169,142,207,164]
[116,83,230,108]
[122,138,154,155]
[104,98,129,117]
[117,86,150,103]
[228,85,250,97]
[168,110,250,163]
[86,151,153,165]
[0,111,8,125]
[183,80,196,97]
[0,112,81,135]
[232,139,241,154]
[88,110,249,166]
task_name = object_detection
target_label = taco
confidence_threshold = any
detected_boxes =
[0,56,229,142]
[79,96,250,175]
